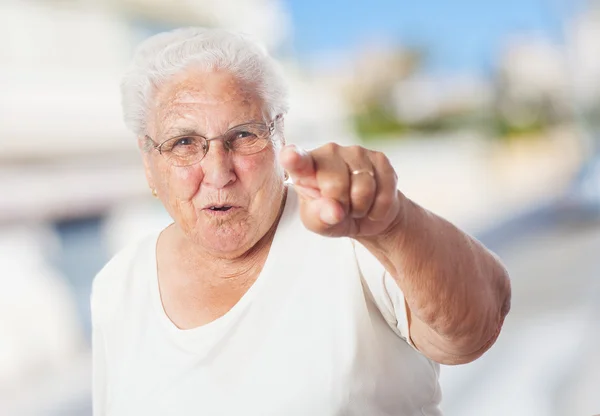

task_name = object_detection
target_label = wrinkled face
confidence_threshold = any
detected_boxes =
[142,68,286,257]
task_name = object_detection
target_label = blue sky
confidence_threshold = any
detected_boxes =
[284,0,585,75]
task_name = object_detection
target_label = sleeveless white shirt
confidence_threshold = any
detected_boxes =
[91,187,442,416]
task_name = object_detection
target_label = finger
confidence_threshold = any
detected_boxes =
[299,197,346,232]
[312,144,351,215]
[367,151,399,222]
[279,145,316,187]
[342,146,377,218]
[348,167,377,219]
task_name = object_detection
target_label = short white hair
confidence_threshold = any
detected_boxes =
[120,27,290,136]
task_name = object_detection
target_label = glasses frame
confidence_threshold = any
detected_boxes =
[145,113,283,167]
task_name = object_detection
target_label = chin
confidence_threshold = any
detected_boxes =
[208,232,246,252]
[194,219,253,256]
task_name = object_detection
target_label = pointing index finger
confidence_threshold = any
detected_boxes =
[280,145,316,181]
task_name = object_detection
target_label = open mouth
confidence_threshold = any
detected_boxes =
[208,205,233,212]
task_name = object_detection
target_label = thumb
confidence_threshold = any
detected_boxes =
[301,197,346,230]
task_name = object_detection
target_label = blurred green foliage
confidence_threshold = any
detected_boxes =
[353,104,407,139]
[352,101,565,142]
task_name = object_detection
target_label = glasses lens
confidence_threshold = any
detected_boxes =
[161,136,207,166]
[225,124,271,155]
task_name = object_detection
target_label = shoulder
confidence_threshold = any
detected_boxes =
[91,231,159,325]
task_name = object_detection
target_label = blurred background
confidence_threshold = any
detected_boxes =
[0,0,599,415]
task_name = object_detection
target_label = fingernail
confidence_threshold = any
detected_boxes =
[285,144,299,153]
[321,205,340,225]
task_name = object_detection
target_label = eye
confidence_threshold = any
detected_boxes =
[173,137,195,147]
[235,130,257,139]
[162,136,204,155]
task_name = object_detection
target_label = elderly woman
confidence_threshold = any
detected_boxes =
[91,28,511,416]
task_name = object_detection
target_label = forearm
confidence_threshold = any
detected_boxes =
[357,192,511,360]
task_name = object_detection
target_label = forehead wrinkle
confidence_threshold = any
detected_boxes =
[158,102,262,138]
[158,86,257,118]
[165,70,258,103]
[150,71,266,139]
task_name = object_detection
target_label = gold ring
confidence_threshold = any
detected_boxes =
[351,168,375,177]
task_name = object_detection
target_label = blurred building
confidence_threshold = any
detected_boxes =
[568,3,600,109]
[0,0,353,224]
[344,42,420,108]
[495,36,570,129]
[0,1,142,225]
[391,74,493,124]
[102,0,291,51]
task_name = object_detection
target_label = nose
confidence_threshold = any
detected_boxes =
[200,140,236,189]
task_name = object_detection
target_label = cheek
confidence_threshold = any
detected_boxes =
[235,158,262,179]
[235,151,280,184]
[236,155,284,215]
[157,164,204,200]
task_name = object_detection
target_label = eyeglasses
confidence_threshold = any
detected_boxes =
[145,114,283,167]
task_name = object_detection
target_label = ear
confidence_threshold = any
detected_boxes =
[137,136,156,190]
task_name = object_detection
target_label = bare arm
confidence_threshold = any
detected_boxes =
[357,192,511,365]
[280,143,511,365]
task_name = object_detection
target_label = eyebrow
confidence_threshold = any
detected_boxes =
[164,119,265,138]
[230,118,264,128]
[164,127,202,138]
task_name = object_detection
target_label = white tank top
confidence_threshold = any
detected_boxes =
[91,187,442,416]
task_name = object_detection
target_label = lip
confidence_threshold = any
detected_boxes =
[201,204,239,210]
[201,204,241,215]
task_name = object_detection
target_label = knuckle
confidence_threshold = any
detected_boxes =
[375,193,394,208]
[322,142,340,153]
[347,145,366,157]
[371,150,390,166]
[320,177,346,196]
[351,184,374,201]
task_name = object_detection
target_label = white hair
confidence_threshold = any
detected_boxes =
[120,27,290,136]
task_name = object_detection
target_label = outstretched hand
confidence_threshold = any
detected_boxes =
[279,143,402,238]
